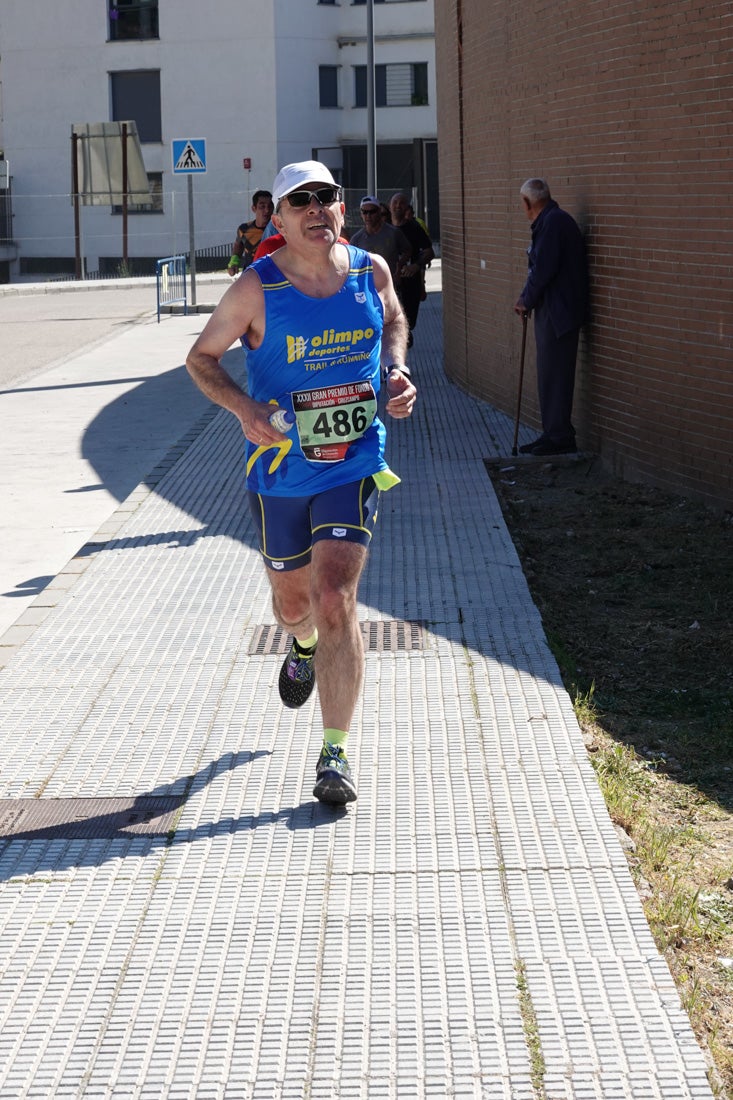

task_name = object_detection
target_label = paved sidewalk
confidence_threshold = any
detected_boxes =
[0,275,230,638]
[0,279,714,1097]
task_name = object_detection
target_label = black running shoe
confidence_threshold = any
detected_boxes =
[278,639,316,709]
[313,742,357,804]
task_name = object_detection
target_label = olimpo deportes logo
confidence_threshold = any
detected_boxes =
[286,327,375,365]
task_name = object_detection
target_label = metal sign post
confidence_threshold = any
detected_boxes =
[121,122,129,268]
[72,133,83,279]
[172,138,207,309]
[366,0,376,195]
[187,174,197,307]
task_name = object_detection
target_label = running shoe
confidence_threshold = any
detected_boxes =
[278,639,316,709]
[313,742,357,804]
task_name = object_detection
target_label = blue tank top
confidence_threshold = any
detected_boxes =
[244,245,388,496]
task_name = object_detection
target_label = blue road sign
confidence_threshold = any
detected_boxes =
[172,139,207,174]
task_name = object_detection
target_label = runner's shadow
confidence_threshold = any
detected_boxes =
[0,750,346,880]
[174,798,348,843]
[80,346,246,505]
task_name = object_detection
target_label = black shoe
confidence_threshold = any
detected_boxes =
[518,437,545,454]
[278,639,316,709]
[313,742,357,804]
[528,440,577,456]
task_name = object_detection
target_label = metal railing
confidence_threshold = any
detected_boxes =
[155,254,187,322]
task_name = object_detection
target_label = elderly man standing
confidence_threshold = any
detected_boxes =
[186,161,416,805]
[349,196,411,284]
[389,192,434,347]
[514,178,589,455]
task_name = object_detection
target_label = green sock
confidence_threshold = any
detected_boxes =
[296,629,318,652]
[324,728,348,750]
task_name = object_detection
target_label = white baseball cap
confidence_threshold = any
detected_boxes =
[272,160,339,205]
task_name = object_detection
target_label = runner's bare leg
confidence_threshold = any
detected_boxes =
[269,541,367,731]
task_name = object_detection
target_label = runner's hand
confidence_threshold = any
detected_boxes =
[385,370,416,419]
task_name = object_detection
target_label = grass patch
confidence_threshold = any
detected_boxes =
[515,959,546,1097]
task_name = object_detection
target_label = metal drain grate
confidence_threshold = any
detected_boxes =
[0,798,182,840]
[361,619,425,652]
[250,620,426,655]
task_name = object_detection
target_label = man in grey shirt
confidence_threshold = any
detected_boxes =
[349,196,411,283]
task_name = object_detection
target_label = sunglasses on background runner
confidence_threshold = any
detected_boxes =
[284,186,342,208]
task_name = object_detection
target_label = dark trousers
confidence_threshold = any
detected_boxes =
[534,309,580,446]
[396,276,422,331]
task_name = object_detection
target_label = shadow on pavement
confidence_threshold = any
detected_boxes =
[79,347,245,505]
[0,750,346,880]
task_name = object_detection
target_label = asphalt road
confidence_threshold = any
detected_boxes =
[0,283,165,388]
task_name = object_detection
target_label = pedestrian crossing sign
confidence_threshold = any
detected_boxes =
[172,138,207,174]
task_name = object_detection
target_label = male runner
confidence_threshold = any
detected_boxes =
[186,160,415,804]
[226,190,274,276]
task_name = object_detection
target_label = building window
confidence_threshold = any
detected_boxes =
[108,0,159,41]
[112,172,163,214]
[354,63,428,107]
[319,66,340,109]
[110,70,162,143]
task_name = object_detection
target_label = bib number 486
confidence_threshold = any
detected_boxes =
[312,405,370,439]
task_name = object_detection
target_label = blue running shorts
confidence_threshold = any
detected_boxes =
[248,476,380,572]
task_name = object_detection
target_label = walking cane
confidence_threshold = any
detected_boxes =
[511,312,528,456]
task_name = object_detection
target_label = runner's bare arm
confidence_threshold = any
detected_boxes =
[370,254,416,419]
[185,271,284,443]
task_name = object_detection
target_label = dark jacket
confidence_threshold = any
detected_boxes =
[520,200,588,337]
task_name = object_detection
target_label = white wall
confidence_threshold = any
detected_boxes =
[0,0,435,274]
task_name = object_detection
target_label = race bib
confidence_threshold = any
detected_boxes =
[292,381,377,463]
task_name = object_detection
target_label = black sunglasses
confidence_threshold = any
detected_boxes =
[284,186,342,209]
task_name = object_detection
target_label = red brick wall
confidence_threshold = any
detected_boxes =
[435,0,733,509]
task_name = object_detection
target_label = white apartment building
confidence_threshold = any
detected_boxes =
[0,0,437,281]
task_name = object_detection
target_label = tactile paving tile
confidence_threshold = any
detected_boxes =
[0,293,715,1097]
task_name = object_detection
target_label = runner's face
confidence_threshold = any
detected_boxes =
[390,195,408,223]
[274,182,344,245]
[360,206,382,233]
[253,197,274,226]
